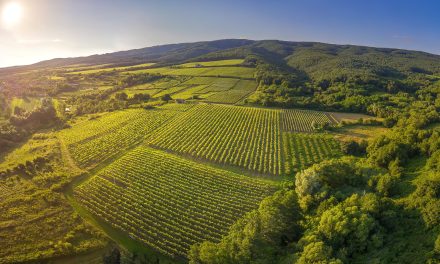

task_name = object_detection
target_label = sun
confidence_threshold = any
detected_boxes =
[2,2,23,28]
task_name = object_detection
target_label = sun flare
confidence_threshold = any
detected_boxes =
[2,2,22,28]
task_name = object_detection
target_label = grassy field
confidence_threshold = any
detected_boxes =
[10,97,41,114]
[0,134,107,264]
[177,59,244,67]
[329,111,375,123]
[74,146,276,260]
[332,125,390,142]
[66,63,156,75]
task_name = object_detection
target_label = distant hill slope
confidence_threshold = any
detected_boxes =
[4,39,440,74]
[2,39,440,115]
[194,39,440,80]
[28,39,254,68]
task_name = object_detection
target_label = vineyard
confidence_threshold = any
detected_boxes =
[74,146,275,259]
[205,80,257,104]
[128,66,255,79]
[281,109,335,132]
[59,109,176,168]
[147,104,282,176]
[282,132,342,175]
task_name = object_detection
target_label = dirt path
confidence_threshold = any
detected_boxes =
[57,135,85,176]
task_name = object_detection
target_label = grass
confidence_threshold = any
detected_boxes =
[122,88,162,98]
[0,133,57,171]
[332,125,390,142]
[0,133,107,264]
[67,63,156,75]
[394,156,427,198]
[177,59,244,67]
[329,111,376,123]
[10,97,41,113]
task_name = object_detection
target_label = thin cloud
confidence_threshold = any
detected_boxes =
[17,38,62,44]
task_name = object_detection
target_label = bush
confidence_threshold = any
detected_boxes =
[341,140,367,156]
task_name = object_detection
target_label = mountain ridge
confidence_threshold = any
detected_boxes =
[2,39,440,71]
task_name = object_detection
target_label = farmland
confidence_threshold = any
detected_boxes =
[127,66,255,78]
[58,108,178,168]
[148,104,283,176]
[204,79,257,104]
[1,35,439,264]
[282,133,342,175]
[281,109,335,132]
[66,63,156,75]
[74,146,275,259]
[120,76,257,104]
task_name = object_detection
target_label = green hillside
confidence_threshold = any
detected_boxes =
[0,39,439,264]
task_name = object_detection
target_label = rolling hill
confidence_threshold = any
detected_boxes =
[0,39,439,264]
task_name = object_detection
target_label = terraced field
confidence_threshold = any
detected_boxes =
[148,104,282,176]
[59,109,178,168]
[282,133,342,175]
[74,146,275,259]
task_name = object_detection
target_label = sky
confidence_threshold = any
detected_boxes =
[0,0,439,67]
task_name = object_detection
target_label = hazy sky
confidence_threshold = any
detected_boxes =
[0,0,439,67]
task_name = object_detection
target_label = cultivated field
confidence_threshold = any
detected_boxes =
[204,79,257,104]
[282,133,342,175]
[281,109,334,132]
[147,104,282,176]
[128,66,255,79]
[59,109,177,168]
[74,146,275,259]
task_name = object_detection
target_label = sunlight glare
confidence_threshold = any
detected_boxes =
[2,2,23,28]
